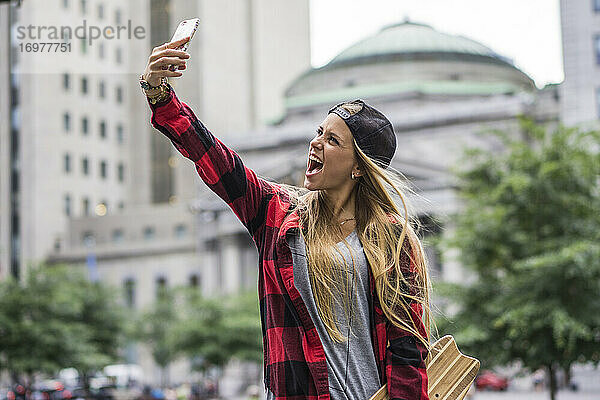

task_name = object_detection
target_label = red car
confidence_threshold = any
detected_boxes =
[475,370,509,391]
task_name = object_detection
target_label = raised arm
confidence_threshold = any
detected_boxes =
[141,38,279,241]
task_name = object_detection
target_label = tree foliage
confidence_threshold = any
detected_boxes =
[0,265,126,386]
[437,118,600,399]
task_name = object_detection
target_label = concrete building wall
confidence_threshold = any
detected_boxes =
[559,0,600,127]
[0,4,10,280]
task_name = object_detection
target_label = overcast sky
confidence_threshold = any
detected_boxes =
[309,0,563,89]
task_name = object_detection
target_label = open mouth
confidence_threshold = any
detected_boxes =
[306,155,323,176]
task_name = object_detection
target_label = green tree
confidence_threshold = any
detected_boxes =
[174,289,262,389]
[0,265,126,392]
[437,118,600,400]
[136,286,180,387]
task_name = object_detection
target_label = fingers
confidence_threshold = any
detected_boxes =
[149,48,190,62]
[151,56,187,70]
[147,69,183,80]
[152,36,190,52]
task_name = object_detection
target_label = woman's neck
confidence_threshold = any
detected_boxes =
[324,187,356,219]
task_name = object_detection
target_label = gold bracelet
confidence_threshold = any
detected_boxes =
[147,84,171,105]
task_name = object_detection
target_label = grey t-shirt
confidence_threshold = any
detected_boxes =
[266,230,380,400]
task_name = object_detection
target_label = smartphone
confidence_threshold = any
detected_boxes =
[169,18,200,71]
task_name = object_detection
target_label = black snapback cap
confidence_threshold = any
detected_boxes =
[328,99,396,168]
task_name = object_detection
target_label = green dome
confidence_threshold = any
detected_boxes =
[328,21,512,67]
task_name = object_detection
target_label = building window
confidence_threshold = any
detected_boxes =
[118,201,124,210]
[64,153,71,173]
[63,0,69,8]
[595,0,600,12]
[97,3,104,19]
[124,278,135,308]
[81,230,94,245]
[174,224,187,238]
[99,120,107,138]
[81,77,88,94]
[81,116,89,135]
[115,9,122,24]
[112,229,124,243]
[99,81,105,98]
[117,163,125,182]
[100,160,107,179]
[80,38,87,54]
[82,197,90,216]
[156,276,167,299]
[63,112,71,132]
[116,47,122,64]
[82,157,90,175]
[143,226,155,240]
[116,86,123,103]
[80,0,86,14]
[63,73,70,90]
[98,43,105,59]
[64,194,71,216]
[595,35,600,65]
[116,123,124,143]
[189,274,200,288]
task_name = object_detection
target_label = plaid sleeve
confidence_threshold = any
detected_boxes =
[148,86,276,238]
[385,233,429,400]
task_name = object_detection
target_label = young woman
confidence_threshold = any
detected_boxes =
[141,38,433,400]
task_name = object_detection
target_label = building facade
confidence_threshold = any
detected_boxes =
[559,0,600,127]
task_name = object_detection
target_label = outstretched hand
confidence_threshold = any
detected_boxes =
[142,36,191,86]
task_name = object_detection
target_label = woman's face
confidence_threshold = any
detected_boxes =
[303,113,360,192]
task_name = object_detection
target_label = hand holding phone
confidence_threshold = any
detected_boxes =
[168,18,199,71]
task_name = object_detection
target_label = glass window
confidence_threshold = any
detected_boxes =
[99,120,107,138]
[116,86,123,103]
[63,112,71,132]
[595,35,600,65]
[82,197,90,216]
[595,0,600,12]
[81,116,88,135]
[98,3,104,19]
[116,47,122,64]
[143,226,155,240]
[81,77,88,94]
[63,0,69,8]
[117,163,125,182]
[100,160,107,179]
[115,9,122,24]
[99,81,105,98]
[64,153,71,173]
[80,0,86,14]
[63,73,70,90]
[64,194,71,216]
[116,123,124,143]
[174,224,187,238]
[113,229,124,243]
[80,38,87,54]
[118,201,124,210]
[124,278,135,308]
[98,43,105,59]
[189,274,200,288]
[81,230,94,245]
[82,157,89,175]
[156,276,167,299]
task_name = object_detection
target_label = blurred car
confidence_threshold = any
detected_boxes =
[475,370,509,391]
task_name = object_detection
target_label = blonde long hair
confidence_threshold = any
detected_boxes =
[292,107,433,348]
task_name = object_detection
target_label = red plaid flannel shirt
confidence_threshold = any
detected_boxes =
[148,86,429,400]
